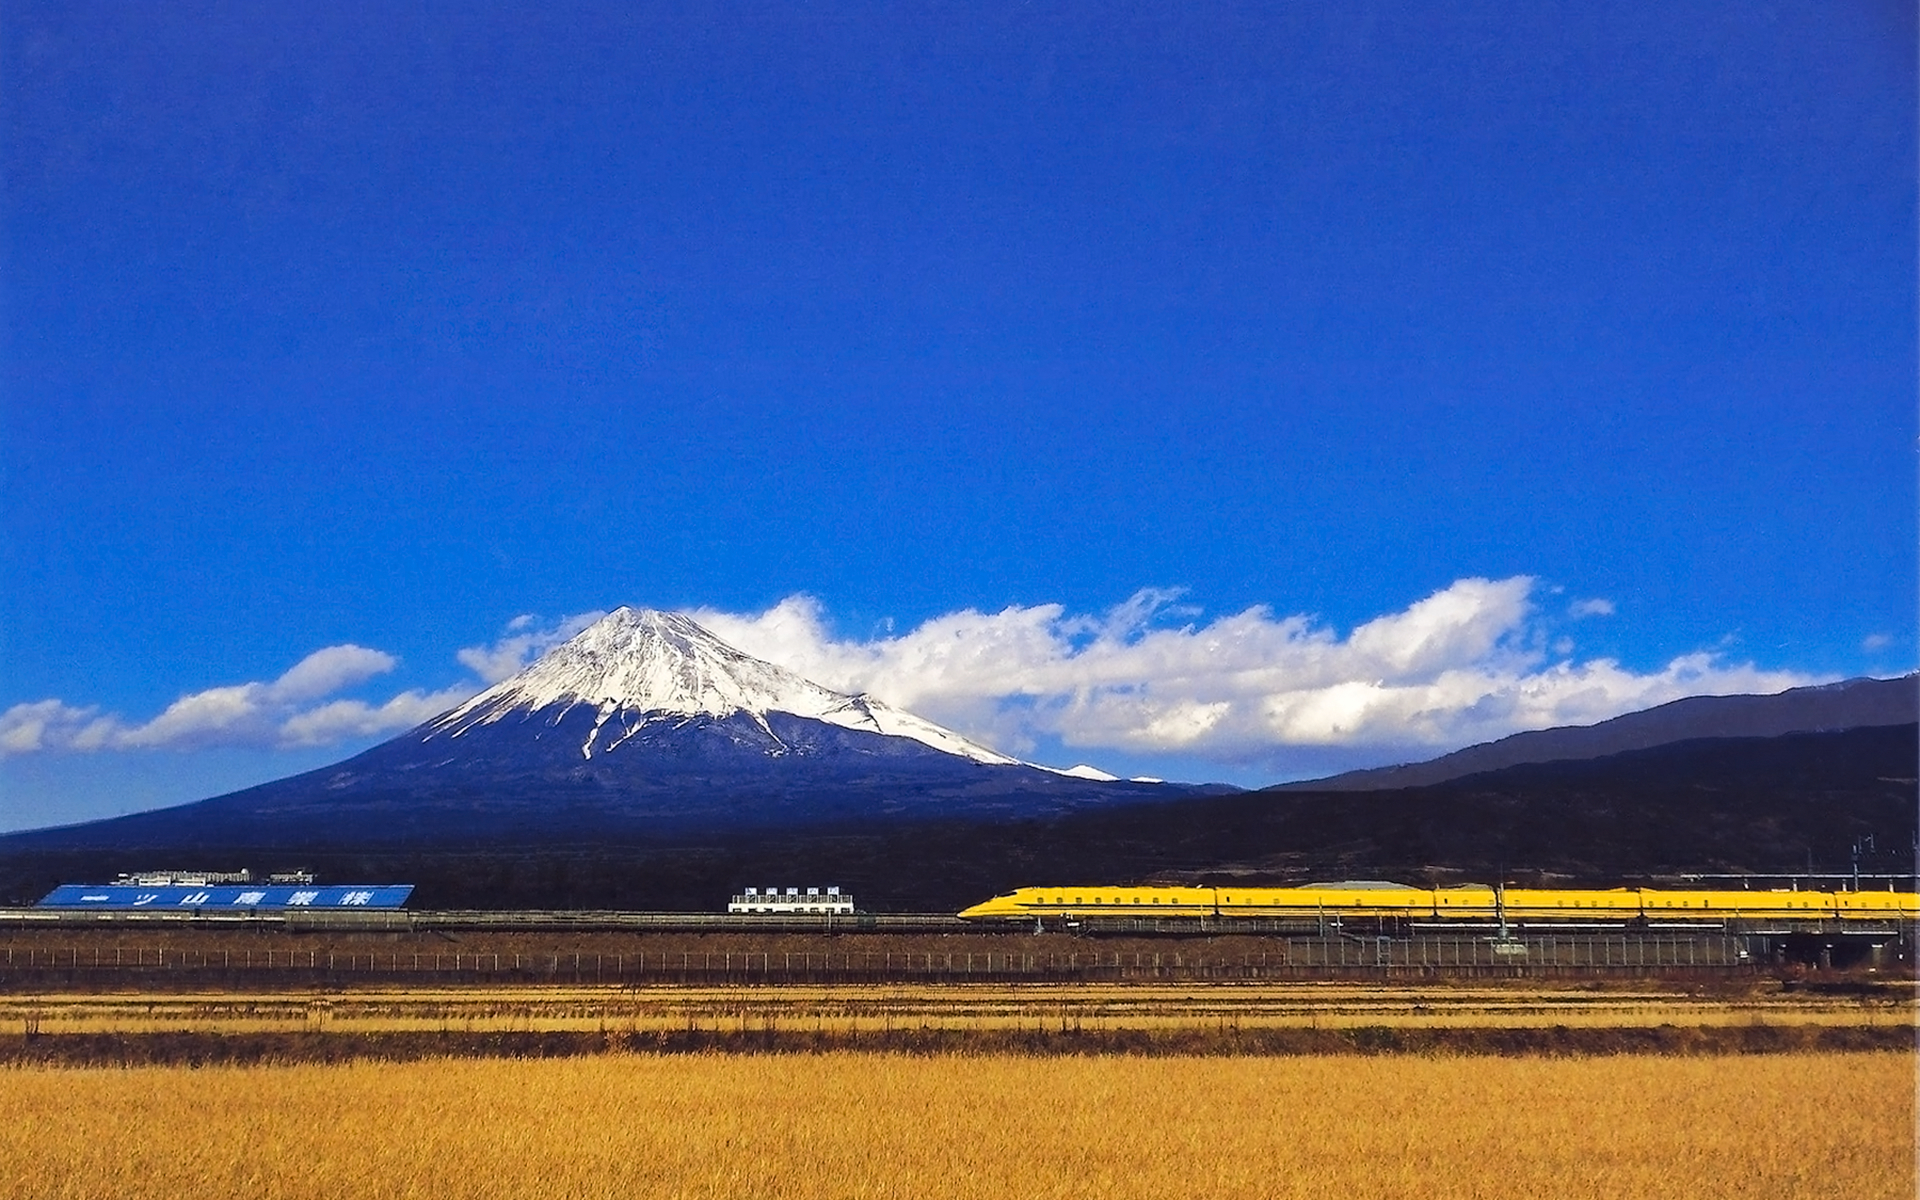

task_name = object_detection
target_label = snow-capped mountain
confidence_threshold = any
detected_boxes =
[11,608,1199,851]
[427,607,1019,766]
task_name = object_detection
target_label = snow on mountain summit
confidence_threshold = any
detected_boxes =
[427,607,1019,765]
[445,607,837,718]
[1050,763,1119,781]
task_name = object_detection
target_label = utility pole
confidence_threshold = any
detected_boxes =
[1851,835,1875,892]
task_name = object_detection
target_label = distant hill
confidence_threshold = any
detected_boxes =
[1075,723,1918,892]
[1272,675,1915,792]
[3,724,1908,911]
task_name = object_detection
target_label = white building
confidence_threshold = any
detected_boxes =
[727,886,855,915]
[113,869,254,886]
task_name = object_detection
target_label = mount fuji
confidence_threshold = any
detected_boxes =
[426,607,1028,770]
[9,608,1201,853]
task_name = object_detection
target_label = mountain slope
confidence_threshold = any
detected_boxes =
[1273,674,1916,792]
[2,608,1192,852]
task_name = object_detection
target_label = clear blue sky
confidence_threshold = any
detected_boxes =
[3,2,1914,829]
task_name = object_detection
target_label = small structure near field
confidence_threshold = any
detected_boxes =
[727,886,855,915]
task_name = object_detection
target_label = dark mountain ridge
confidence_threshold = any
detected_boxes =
[1275,674,1915,792]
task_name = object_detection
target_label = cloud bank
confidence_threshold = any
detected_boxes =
[2,578,1819,778]
[0,646,474,757]
[456,611,607,683]
[689,577,1816,766]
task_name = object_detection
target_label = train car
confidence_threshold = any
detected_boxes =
[957,883,1920,927]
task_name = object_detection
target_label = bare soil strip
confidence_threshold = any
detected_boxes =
[7,1022,1915,1064]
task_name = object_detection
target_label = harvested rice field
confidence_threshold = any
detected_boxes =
[1,1051,1911,1200]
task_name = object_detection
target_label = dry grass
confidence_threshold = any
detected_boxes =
[1,1052,1911,1200]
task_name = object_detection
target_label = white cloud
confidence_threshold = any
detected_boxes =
[690,578,1819,766]
[0,700,119,755]
[277,686,477,747]
[268,645,397,702]
[1,583,1827,778]
[1862,632,1892,652]
[1347,576,1533,676]
[117,683,271,749]
[0,643,478,758]
[457,610,606,683]
[1569,598,1616,618]
[0,612,610,759]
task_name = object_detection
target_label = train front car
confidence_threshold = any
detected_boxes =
[956,888,1040,920]
[958,885,1222,924]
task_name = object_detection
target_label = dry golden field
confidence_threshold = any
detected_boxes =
[1,1052,1911,1200]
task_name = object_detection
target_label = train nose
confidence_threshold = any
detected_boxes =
[957,894,1019,919]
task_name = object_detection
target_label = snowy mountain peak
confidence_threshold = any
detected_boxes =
[486,606,835,716]
[426,607,1019,766]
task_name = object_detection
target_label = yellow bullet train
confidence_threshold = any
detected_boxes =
[957,882,1920,926]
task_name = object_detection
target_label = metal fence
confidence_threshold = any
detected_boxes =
[0,933,1766,986]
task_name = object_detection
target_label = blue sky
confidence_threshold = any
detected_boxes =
[3,2,1914,830]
